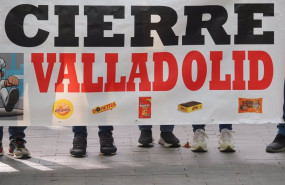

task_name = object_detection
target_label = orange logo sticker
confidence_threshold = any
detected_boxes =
[92,102,116,114]
[53,99,73,119]
[238,98,262,113]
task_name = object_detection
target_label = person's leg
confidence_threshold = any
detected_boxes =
[160,125,174,132]
[72,126,88,138]
[0,126,3,142]
[138,125,153,147]
[159,125,180,148]
[138,125,152,130]
[192,124,206,132]
[218,124,235,152]
[8,126,26,140]
[266,80,285,153]
[219,124,232,132]
[277,124,285,136]
[70,126,87,157]
[8,126,30,159]
[191,125,207,152]
[98,126,117,155]
[266,124,285,153]
[0,126,3,156]
[98,126,113,134]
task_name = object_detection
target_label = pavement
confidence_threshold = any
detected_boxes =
[0,124,285,185]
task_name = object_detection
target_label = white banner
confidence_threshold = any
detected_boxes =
[0,0,284,126]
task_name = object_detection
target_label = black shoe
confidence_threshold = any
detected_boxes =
[138,130,154,147]
[159,132,181,148]
[8,138,31,159]
[0,143,3,156]
[70,136,87,157]
[5,88,19,112]
[99,131,117,155]
[266,134,285,153]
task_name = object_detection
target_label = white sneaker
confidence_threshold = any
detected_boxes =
[218,128,235,152]
[191,129,208,152]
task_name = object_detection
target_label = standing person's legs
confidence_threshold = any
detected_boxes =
[8,126,30,159]
[219,124,232,132]
[138,125,154,147]
[191,125,208,152]
[72,126,88,138]
[192,124,206,132]
[159,125,180,148]
[70,126,87,157]
[98,126,117,155]
[0,126,3,155]
[277,124,285,136]
[8,126,26,139]
[0,126,3,142]
[218,124,235,152]
[266,80,285,153]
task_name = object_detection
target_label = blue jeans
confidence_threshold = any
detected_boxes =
[0,126,27,141]
[72,126,113,138]
[277,81,285,136]
[138,125,174,132]
[192,124,232,132]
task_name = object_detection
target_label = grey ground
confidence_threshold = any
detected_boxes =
[0,124,285,185]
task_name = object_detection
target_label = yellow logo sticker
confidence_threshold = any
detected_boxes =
[92,102,116,114]
[53,99,73,119]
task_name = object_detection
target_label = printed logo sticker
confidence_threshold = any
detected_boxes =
[238,98,262,113]
[53,99,73,119]
[139,97,151,118]
[178,101,203,113]
[92,102,116,114]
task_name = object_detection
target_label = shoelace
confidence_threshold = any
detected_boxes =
[193,129,208,142]
[73,137,86,148]
[100,132,114,145]
[273,134,285,144]
[14,138,27,148]
[218,129,234,142]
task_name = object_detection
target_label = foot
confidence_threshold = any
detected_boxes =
[138,130,154,147]
[266,134,285,153]
[159,132,181,148]
[5,88,19,112]
[99,131,117,155]
[0,143,3,156]
[191,129,208,152]
[8,138,31,159]
[70,136,87,157]
[218,128,235,152]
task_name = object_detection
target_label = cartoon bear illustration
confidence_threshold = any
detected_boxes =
[0,57,19,112]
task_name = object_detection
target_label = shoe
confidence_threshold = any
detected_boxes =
[191,129,208,152]
[218,128,235,152]
[8,138,31,159]
[70,136,87,157]
[266,134,285,153]
[5,88,19,112]
[159,132,181,148]
[0,143,3,156]
[99,131,117,155]
[138,130,154,147]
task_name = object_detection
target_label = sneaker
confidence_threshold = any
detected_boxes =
[218,128,235,152]
[191,129,208,152]
[159,132,181,148]
[266,134,285,153]
[8,138,31,159]
[138,130,154,147]
[5,88,19,112]
[99,131,117,155]
[0,143,3,156]
[70,136,87,157]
